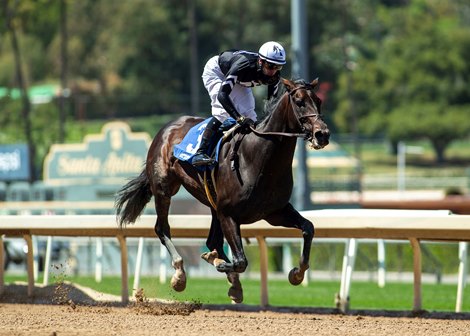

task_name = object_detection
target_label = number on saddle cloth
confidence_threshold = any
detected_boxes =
[173,117,236,169]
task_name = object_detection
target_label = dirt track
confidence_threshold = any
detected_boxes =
[1,283,470,336]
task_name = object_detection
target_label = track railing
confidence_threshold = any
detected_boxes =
[1,209,469,312]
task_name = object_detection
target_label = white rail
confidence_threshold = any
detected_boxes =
[1,209,469,312]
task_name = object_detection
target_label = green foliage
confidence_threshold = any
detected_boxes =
[0,97,62,170]
[0,33,48,85]
[334,0,470,162]
[123,115,182,137]
[0,99,22,143]
[2,0,470,172]
[30,103,61,171]
[388,103,470,162]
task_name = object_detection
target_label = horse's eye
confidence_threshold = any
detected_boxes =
[295,99,305,107]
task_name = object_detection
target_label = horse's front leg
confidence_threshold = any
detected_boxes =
[265,203,314,285]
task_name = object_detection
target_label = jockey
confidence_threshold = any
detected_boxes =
[192,41,287,166]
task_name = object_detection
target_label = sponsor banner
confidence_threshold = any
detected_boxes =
[0,144,30,181]
[44,121,151,185]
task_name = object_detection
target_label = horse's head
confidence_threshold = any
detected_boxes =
[282,78,330,149]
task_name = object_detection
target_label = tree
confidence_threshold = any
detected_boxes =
[334,0,470,162]
[2,0,36,181]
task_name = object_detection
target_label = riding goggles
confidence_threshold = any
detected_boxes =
[263,61,283,71]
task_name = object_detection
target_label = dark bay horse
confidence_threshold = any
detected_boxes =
[116,78,330,303]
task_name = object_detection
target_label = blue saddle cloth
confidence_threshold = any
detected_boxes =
[173,118,236,169]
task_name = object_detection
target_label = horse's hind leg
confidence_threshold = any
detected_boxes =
[202,209,243,303]
[154,195,186,292]
[265,203,314,286]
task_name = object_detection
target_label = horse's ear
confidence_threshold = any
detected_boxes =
[310,77,319,88]
[282,78,296,92]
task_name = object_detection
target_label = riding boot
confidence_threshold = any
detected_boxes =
[192,118,221,166]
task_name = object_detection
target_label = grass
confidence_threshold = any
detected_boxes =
[5,274,470,312]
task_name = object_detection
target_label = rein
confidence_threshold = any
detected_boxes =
[249,126,304,138]
[248,85,319,139]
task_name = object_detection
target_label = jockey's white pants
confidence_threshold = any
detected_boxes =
[201,55,257,123]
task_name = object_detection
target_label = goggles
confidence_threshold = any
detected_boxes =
[263,61,283,71]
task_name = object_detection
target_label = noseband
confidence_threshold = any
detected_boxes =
[250,85,321,139]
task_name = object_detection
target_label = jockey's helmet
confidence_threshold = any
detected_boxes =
[258,41,286,65]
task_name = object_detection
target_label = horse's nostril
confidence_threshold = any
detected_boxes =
[315,130,325,139]
[315,130,330,145]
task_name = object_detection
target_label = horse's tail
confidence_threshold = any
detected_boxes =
[115,170,152,228]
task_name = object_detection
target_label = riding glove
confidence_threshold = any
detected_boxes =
[237,116,255,129]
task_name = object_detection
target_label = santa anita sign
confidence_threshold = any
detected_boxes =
[43,122,150,200]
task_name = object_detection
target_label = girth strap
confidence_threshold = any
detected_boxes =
[203,169,217,210]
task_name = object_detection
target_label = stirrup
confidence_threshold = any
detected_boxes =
[192,153,214,166]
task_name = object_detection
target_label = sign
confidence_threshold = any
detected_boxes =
[0,144,30,181]
[43,122,151,185]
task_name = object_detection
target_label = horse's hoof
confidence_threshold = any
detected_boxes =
[171,272,187,292]
[201,250,218,262]
[227,272,243,303]
[201,250,225,267]
[288,267,304,286]
[228,286,243,303]
[171,278,186,292]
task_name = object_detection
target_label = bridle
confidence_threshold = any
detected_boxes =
[249,85,321,139]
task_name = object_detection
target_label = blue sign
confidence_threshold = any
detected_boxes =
[0,144,30,181]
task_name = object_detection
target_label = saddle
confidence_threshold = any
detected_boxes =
[173,118,236,166]
[173,118,244,209]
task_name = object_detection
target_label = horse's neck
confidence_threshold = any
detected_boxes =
[258,94,296,133]
[243,97,298,172]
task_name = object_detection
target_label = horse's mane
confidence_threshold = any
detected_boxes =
[261,78,320,121]
[260,80,288,121]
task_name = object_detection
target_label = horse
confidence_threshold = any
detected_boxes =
[115,77,330,303]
